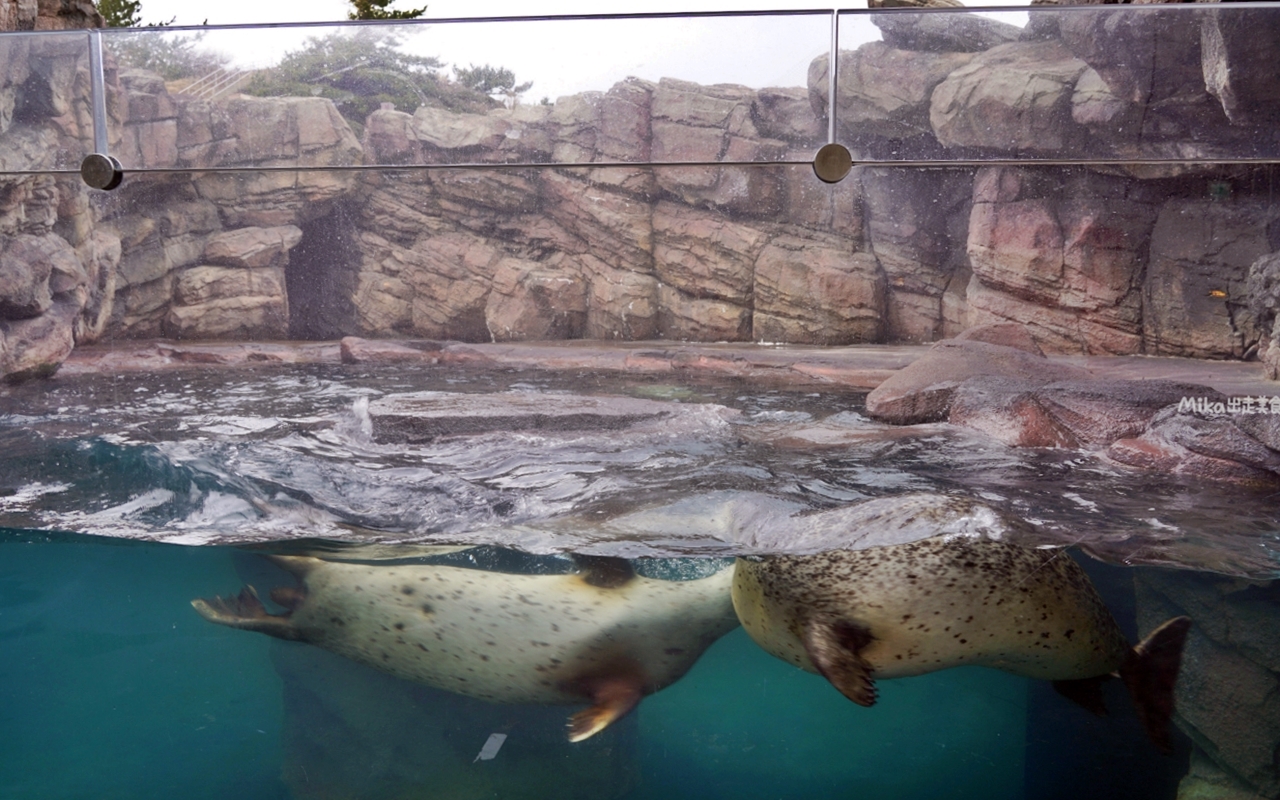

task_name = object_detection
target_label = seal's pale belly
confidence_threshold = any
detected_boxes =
[295,560,737,704]
[194,552,739,741]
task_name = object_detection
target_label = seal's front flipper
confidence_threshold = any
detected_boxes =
[191,585,301,641]
[571,555,636,589]
[1120,616,1191,754]
[803,617,877,707]
[565,676,644,743]
[1052,675,1109,716]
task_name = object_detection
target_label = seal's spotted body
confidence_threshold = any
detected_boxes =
[734,537,1129,682]
[195,554,737,741]
[733,533,1190,751]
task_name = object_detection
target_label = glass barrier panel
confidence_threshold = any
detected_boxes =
[0,30,95,173]
[0,7,1279,800]
[98,14,831,171]
[835,4,1280,165]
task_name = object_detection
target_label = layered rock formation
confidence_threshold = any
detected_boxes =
[4,5,1280,381]
[0,1,112,380]
[868,323,1280,488]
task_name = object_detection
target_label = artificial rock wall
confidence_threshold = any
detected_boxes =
[5,4,1280,381]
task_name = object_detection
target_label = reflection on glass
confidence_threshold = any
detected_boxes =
[833,5,1280,165]
[0,31,94,172]
[98,14,829,171]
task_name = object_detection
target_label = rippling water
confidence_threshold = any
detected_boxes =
[1,363,1277,577]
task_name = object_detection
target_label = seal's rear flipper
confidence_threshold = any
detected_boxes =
[803,617,878,707]
[565,676,643,743]
[1052,675,1109,716]
[1120,615,1191,754]
[191,586,302,641]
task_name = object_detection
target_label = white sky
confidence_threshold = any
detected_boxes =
[125,0,1033,101]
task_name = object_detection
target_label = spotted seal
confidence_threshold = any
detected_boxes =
[193,549,737,742]
[731,497,1190,752]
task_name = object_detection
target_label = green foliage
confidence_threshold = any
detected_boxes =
[99,0,143,27]
[98,0,174,27]
[453,64,533,102]
[347,0,428,20]
[111,31,229,81]
[243,28,500,128]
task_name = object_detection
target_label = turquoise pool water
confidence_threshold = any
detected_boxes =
[1,531,1201,800]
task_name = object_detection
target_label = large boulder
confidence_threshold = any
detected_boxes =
[203,225,303,269]
[873,11,1023,53]
[948,377,1219,449]
[930,41,1088,153]
[1107,407,1280,488]
[808,44,975,143]
[865,325,1090,424]
[483,256,587,342]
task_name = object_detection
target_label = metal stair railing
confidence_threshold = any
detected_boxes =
[177,66,257,101]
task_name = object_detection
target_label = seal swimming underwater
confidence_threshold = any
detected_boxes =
[193,550,738,742]
[732,497,1191,752]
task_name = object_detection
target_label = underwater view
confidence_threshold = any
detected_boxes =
[2,2,1280,799]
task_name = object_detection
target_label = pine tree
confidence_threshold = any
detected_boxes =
[347,0,428,20]
[99,0,143,27]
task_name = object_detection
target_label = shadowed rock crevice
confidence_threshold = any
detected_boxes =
[287,204,363,340]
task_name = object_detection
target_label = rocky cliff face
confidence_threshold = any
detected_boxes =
[0,0,110,380]
[3,5,1280,381]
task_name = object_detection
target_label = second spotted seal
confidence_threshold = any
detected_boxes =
[731,494,1190,752]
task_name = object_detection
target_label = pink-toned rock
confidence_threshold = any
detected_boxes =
[0,233,78,319]
[581,255,658,341]
[859,167,972,343]
[484,256,587,341]
[949,376,1217,449]
[953,322,1043,356]
[340,336,441,365]
[1107,410,1280,488]
[872,12,1022,53]
[947,377,1080,448]
[753,86,823,146]
[0,298,77,381]
[540,170,652,271]
[362,108,418,164]
[203,226,303,269]
[164,295,289,341]
[1201,11,1280,125]
[657,284,751,341]
[865,337,1090,424]
[173,265,286,307]
[753,233,884,345]
[597,78,654,160]
[652,201,766,304]
[965,167,1156,355]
